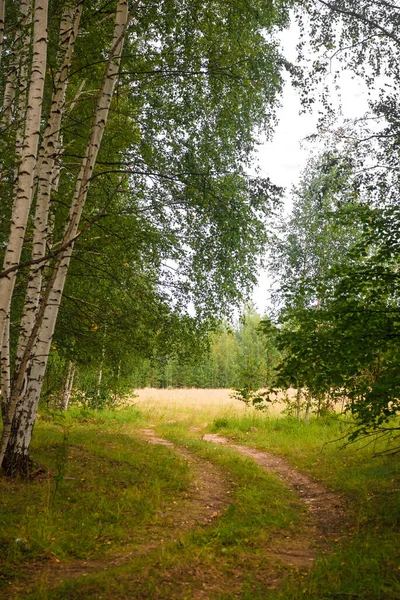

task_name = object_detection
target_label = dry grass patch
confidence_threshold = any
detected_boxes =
[130,388,292,421]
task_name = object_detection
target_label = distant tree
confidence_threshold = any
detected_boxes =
[234,305,279,390]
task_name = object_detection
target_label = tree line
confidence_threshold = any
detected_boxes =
[40,306,279,408]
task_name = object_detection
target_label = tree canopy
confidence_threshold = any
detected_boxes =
[1,0,400,475]
[0,0,290,475]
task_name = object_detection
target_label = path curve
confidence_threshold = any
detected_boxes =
[10,431,232,598]
[203,433,348,567]
[138,428,231,531]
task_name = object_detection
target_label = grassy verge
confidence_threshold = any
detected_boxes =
[0,407,190,595]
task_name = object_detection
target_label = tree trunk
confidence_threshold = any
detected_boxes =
[0,0,5,66]
[304,390,312,422]
[17,1,83,364]
[0,0,32,130]
[21,0,128,411]
[0,0,48,359]
[296,388,302,421]
[0,315,10,419]
[96,325,107,397]
[61,361,75,411]
[97,364,103,398]
[1,403,35,475]
[0,0,129,476]
[0,0,48,475]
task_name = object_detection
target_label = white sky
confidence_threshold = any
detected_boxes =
[251,23,371,315]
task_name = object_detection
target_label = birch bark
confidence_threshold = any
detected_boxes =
[296,388,302,421]
[0,0,5,66]
[0,0,48,350]
[96,326,107,397]
[0,0,129,476]
[17,1,83,364]
[61,361,75,411]
[0,0,32,129]
[304,390,312,422]
[0,317,10,418]
[0,0,49,475]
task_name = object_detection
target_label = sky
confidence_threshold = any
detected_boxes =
[251,23,371,315]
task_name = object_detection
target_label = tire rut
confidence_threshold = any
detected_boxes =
[9,431,349,599]
[9,431,232,599]
[203,433,348,568]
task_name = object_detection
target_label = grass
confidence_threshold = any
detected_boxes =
[24,437,305,599]
[194,412,400,599]
[0,407,190,594]
[0,391,399,599]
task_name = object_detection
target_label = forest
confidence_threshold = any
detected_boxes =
[0,1,399,599]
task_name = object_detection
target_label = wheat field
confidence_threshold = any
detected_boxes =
[128,388,293,421]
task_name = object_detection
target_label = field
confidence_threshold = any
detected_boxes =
[132,387,294,416]
[0,388,399,599]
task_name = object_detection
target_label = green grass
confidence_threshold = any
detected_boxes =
[24,435,305,599]
[0,407,190,594]
[204,412,400,522]
[1,402,399,599]
[193,411,400,599]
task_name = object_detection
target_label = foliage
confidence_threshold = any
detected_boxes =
[267,150,400,439]
[1,0,294,473]
[229,386,273,410]
[124,305,281,390]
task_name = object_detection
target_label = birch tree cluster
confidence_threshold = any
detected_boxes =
[0,0,289,476]
[266,0,400,441]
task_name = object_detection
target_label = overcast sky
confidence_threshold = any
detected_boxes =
[251,23,371,314]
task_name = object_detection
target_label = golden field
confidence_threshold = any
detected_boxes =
[129,388,293,420]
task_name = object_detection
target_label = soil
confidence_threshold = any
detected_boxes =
[137,428,232,532]
[9,429,349,599]
[203,433,348,566]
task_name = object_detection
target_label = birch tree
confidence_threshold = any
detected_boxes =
[0,1,5,66]
[0,0,130,475]
[0,0,290,476]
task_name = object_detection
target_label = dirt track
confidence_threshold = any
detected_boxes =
[10,429,348,599]
[203,433,348,566]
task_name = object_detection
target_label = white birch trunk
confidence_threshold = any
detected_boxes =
[304,390,312,422]
[0,0,49,475]
[17,1,83,363]
[296,388,302,421]
[25,0,128,405]
[0,0,129,476]
[96,325,107,397]
[52,78,86,196]
[0,0,48,351]
[0,0,5,66]
[96,364,103,397]
[0,315,10,418]
[14,4,33,171]
[0,0,32,129]
[61,361,75,411]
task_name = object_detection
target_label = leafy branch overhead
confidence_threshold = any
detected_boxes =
[0,0,289,476]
